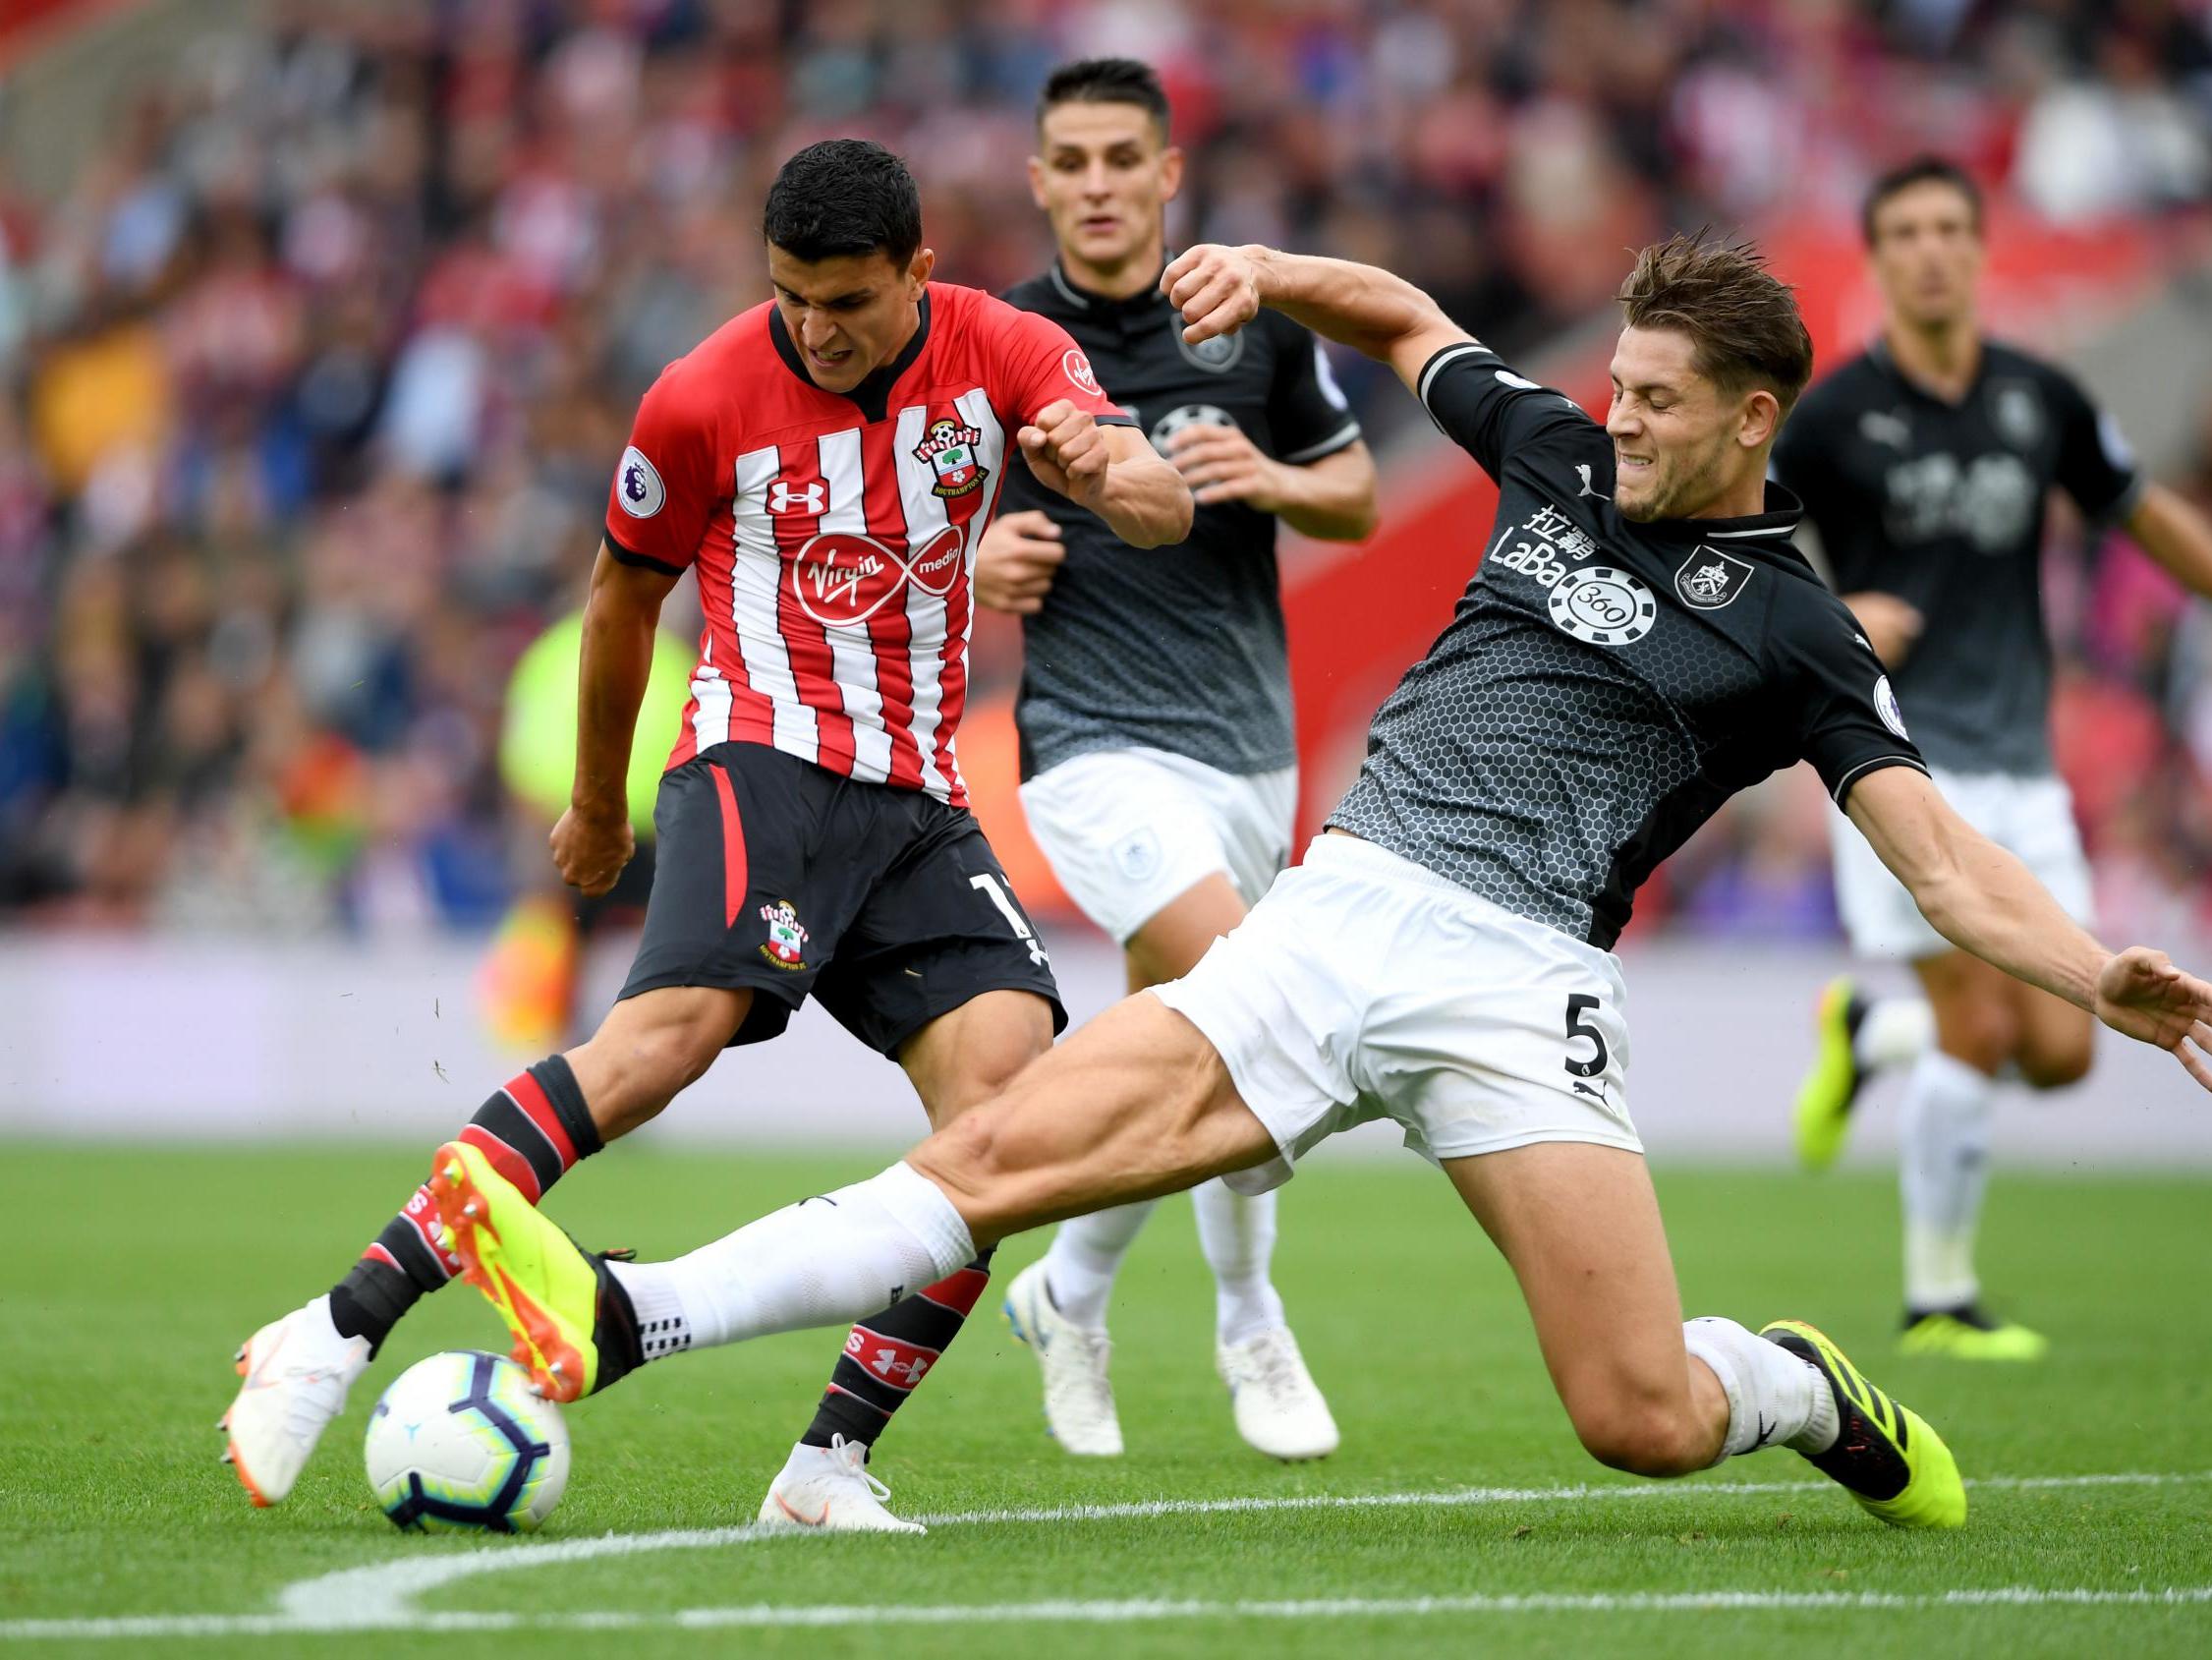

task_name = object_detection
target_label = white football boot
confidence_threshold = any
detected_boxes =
[220,1294,372,1506]
[1218,1326,1339,1461]
[1002,1258,1122,1456]
[755,1435,926,1534]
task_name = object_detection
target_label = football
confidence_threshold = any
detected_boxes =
[364,1350,569,1533]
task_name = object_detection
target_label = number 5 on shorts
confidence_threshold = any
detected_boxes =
[1563,993,1610,1078]
[971,872,1049,968]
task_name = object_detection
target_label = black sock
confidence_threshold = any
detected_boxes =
[801,1247,997,1451]
[329,1056,601,1354]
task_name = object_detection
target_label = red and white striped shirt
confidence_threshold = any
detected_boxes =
[602,282,1130,806]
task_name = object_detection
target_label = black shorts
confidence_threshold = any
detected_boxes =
[618,742,1065,1057]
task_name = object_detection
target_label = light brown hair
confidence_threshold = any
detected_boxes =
[1616,235,1814,414]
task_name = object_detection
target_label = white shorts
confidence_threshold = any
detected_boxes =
[1153,833,1642,1194]
[1833,768,2093,960]
[1019,748,1297,945]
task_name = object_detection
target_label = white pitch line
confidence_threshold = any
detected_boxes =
[3,1468,2204,1644]
[6,1586,2212,1641]
[275,1467,2212,1628]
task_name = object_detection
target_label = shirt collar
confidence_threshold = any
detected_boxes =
[1047,258,1170,318]
[1635,480,1807,554]
[766,290,934,425]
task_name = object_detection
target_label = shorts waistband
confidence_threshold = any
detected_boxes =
[1300,832,1620,972]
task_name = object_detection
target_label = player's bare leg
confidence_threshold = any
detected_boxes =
[1015,876,1336,1460]
[221,985,743,1508]
[1445,1141,1963,1526]
[757,989,1056,1534]
[495,991,1271,1364]
[1898,951,2057,1359]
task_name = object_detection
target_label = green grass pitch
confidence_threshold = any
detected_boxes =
[3,1144,2209,1657]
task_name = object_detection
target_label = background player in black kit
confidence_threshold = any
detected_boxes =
[1779,158,2212,1360]
[977,58,1376,1462]
[432,234,2212,1539]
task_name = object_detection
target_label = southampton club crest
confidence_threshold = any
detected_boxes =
[1673,545,1756,611]
[758,899,810,971]
[914,417,989,499]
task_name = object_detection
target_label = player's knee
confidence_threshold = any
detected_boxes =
[576,1017,725,1140]
[2018,1036,2093,1091]
[1569,1392,1708,1478]
[924,1106,1006,1186]
[1933,996,2017,1075]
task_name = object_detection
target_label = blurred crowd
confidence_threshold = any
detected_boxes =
[1,0,2209,940]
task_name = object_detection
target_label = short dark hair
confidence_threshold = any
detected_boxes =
[763,139,923,266]
[1037,57,1170,140]
[1617,234,1814,414]
[1861,155,1982,246]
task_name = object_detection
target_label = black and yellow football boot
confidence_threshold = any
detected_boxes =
[1792,977,1869,1173]
[1760,1317,1965,1529]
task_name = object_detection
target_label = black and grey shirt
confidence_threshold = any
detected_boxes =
[1771,339,2141,775]
[998,262,1364,779]
[1329,344,1925,950]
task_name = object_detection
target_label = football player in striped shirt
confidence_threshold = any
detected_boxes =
[221,139,1190,1532]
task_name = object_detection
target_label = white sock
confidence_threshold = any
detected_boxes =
[609,1163,972,1356]
[1192,1179,1286,1347]
[1854,996,1934,1071]
[1682,1316,1837,1461]
[1899,1051,1994,1311]
[1043,1199,1158,1331]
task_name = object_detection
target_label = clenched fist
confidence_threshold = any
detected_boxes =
[1018,400,1110,513]
[1162,244,1266,348]
[551,803,634,897]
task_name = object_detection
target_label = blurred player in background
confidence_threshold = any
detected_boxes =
[1779,157,2212,1359]
[221,139,1190,1531]
[479,605,694,1050]
[979,59,1375,1462]
[430,236,2208,1536]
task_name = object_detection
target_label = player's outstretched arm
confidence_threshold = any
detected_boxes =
[1017,404,1192,548]
[1163,245,1472,398]
[1845,766,2212,1089]
[2126,484,2212,601]
[556,541,680,896]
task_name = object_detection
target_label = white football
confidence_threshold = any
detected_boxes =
[364,1349,569,1533]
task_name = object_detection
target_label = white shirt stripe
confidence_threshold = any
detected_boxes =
[813,427,893,783]
[730,444,819,764]
[890,404,955,800]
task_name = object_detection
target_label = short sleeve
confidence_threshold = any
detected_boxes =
[604,366,719,575]
[1266,322,1362,464]
[2045,365,2142,523]
[1772,588,1928,804]
[985,299,1137,430]
[1415,342,1596,481]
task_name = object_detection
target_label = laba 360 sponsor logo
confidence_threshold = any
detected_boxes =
[1549,567,1657,649]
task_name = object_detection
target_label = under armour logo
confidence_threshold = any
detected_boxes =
[1575,464,1609,500]
[769,480,827,515]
